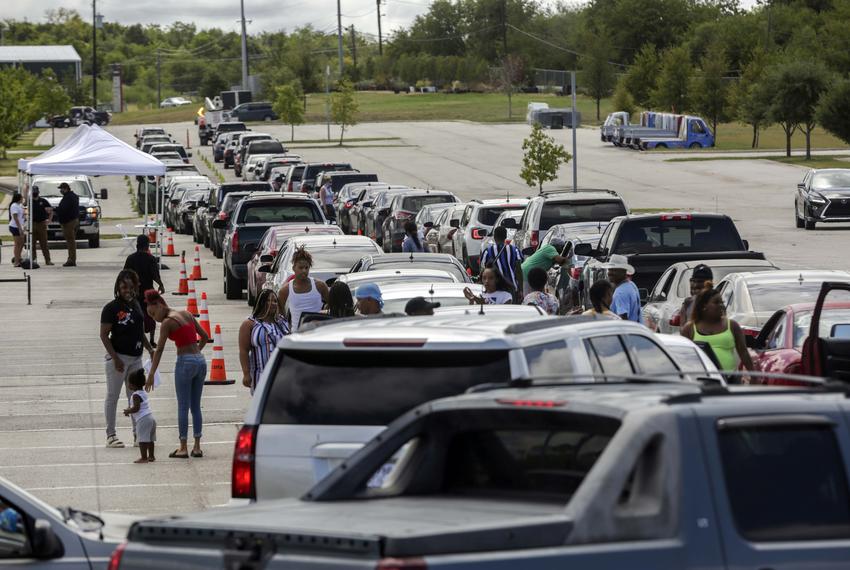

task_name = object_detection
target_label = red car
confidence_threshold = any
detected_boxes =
[748,292,850,383]
[245,224,343,306]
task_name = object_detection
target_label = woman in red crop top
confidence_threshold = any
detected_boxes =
[144,290,210,459]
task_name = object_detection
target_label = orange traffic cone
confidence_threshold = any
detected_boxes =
[171,251,189,296]
[186,282,200,316]
[163,228,177,257]
[199,292,211,337]
[190,245,207,281]
[206,324,235,385]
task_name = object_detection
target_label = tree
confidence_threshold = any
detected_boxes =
[331,79,359,146]
[816,79,850,147]
[273,82,305,142]
[580,34,617,120]
[37,69,72,145]
[612,77,637,116]
[623,44,660,107]
[652,46,692,112]
[766,60,831,158]
[199,68,230,100]
[520,122,572,193]
[0,68,40,159]
[734,48,772,148]
[690,43,730,141]
[496,54,525,119]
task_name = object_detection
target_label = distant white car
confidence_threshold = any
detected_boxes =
[160,96,193,108]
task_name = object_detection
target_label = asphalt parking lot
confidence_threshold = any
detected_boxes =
[0,119,847,517]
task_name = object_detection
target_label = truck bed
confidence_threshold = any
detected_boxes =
[626,250,766,291]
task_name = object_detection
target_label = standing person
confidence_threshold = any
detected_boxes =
[464,265,513,305]
[479,226,524,295]
[355,283,384,315]
[681,284,754,374]
[520,238,569,296]
[7,193,25,267]
[55,182,79,266]
[123,370,156,463]
[30,187,53,266]
[327,281,355,318]
[401,221,425,253]
[100,269,153,449]
[124,235,165,346]
[319,179,335,221]
[238,289,290,395]
[582,280,619,318]
[678,264,713,325]
[278,246,329,331]
[522,267,560,315]
[604,254,643,324]
[144,290,210,459]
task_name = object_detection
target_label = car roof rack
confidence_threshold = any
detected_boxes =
[538,188,620,197]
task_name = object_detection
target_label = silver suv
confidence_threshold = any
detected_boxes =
[232,313,696,503]
[509,189,628,254]
[451,198,529,272]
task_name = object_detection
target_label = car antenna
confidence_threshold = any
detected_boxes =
[798,273,804,285]
[478,299,485,315]
[409,252,415,262]
[332,238,337,248]
[305,226,310,233]
[429,284,435,296]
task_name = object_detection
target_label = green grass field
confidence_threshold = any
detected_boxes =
[667,154,850,169]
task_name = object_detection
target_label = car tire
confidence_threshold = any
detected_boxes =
[689,142,702,149]
[263,115,272,122]
[88,235,100,248]
[655,143,667,149]
[225,266,242,300]
[795,203,804,228]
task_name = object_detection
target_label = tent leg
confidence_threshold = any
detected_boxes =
[27,274,31,305]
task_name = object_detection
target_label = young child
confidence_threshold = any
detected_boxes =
[123,369,156,463]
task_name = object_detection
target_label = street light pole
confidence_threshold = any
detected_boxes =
[376,0,383,56]
[571,70,577,193]
[92,0,97,106]
[336,0,344,76]
[240,0,249,90]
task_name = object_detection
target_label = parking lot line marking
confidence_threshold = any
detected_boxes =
[2,408,244,417]
[26,482,230,492]
[0,395,238,404]
[0,440,234,451]
[0,421,241,434]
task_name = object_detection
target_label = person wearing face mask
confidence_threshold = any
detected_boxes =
[278,246,329,331]
[238,289,290,395]
[99,269,153,449]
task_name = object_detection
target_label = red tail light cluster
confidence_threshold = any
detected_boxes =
[470,228,486,240]
[661,213,692,221]
[396,210,415,220]
[530,230,539,249]
[669,313,682,327]
[231,230,240,253]
[570,267,582,280]
[107,542,126,570]
[497,398,566,408]
[232,425,257,500]
[344,201,354,209]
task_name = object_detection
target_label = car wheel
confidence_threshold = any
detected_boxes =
[263,115,272,122]
[795,202,804,228]
[655,143,667,149]
[225,266,242,300]
[689,142,702,149]
[88,235,100,248]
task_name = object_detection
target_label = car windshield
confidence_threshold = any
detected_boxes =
[182,189,208,202]
[370,261,466,281]
[239,204,321,224]
[748,282,850,314]
[33,180,92,198]
[478,205,525,226]
[305,246,380,270]
[540,201,627,230]
[812,171,850,189]
[401,195,454,212]
[793,309,850,347]
[222,183,272,194]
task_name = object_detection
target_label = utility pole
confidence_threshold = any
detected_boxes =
[376,0,383,56]
[325,65,331,142]
[156,48,161,106]
[92,0,97,106]
[336,0,344,76]
[571,70,577,193]
[349,25,357,69]
[240,0,249,90]
[501,0,508,55]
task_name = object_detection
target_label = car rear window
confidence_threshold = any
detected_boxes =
[748,283,850,314]
[263,349,511,425]
[718,423,850,541]
[249,141,285,154]
[304,246,380,270]
[239,203,321,224]
[478,206,525,226]
[402,195,456,212]
[614,217,743,254]
[369,261,466,282]
[331,174,378,192]
[222,194,250,213]
[539,200,626,230]
[677,266,777,297]
[222,183,273,195]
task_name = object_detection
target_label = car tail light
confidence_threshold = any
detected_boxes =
[661,213,692,221]
[287,181,294,192]
[497,399,566,408]
[570,267,581,280]
[530,230,539,249]
[471,228,486,240]
[396,210,415,220]
[344,201,354,209]
[269,249,277,258]
[741,326,761,338]
[107,542,126,570]
[232,230,240,253]
[232,425,257,500]
[376,558,427,570]
[669,313,682,327]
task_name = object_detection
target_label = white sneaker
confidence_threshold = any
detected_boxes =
[106,435,125,448]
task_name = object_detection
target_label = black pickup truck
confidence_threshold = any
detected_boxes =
[577,212,764,300]
[215,193,328,299]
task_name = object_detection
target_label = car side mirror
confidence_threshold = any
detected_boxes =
[423,221,434,229]
[522,247,535,256]
[212,219,227,229]
[638,288,649,304]
[745,334,760,350]
[500,217,518,229]
[797,183,806,190]
[573,243,594,257]
[449,219,460,228]
[98,188,108,200]
[260,254,274,263]
[258,265,271,273]
[31,519,64,560]
[742,239,749,250]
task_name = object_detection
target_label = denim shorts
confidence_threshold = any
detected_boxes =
[9,227,21,237]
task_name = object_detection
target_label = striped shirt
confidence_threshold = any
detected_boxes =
[479,241,524,290]
[248,316,290,394]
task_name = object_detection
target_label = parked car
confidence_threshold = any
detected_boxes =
[414,202,456,238]
[30,175,105,248]
[205,182,274,255]
[265,235,383,300]
[282,163,306,193]
[0,475,135,569]
[333,183,364,233]
[259,155,302,181]
[213,128,248,163]
[795,168,850,230]
[173,185,214,235]
[349,252,471,283]
[216,194,328,299]
[300,162,353,195]
[714,269,850,335]
[231,101,278,122]
[347,184,398,237]
[450,198,529,272]
[364,187,412,245]
[382,190,460,252]
[148,143,190,163]
[212,121,248,141]
[192,186,217,246]
[337,267,462,290]
[139,136,172,154]
[150,151,182,162]
[208,191,251,258]
[230,133,273,172]
[637,114,715,150]
[479,208,525,252]
[134,127,167,148]
[159,96,192,108]
[643,259,781,334]
[235,138,283,178]
[242,154,274,181]
[510,189,628,254]
[246,224,344,306]
[429,203,467,254]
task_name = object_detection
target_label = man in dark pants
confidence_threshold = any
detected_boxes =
[30,187,53,265]
[55,182,79,266]
[124,235,165,347]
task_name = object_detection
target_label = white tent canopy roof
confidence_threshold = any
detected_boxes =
[23,124,166,176]
[17,123,90,172]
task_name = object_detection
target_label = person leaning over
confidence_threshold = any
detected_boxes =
[56,182,79,267]
[520,238,569,296]
[30,187,53,266]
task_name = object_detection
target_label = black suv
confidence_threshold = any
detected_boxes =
[381,190,459,252]
[206,182,274,257]
[231,102,278,122]
[300,162,353,195]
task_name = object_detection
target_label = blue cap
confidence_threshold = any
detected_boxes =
[355,282,383,308]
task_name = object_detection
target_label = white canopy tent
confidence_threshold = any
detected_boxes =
[17,124,167,269]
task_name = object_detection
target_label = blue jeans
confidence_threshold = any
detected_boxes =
[174,354,207,441]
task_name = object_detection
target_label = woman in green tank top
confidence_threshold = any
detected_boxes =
[681,285,754,375]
